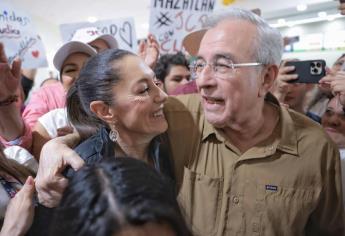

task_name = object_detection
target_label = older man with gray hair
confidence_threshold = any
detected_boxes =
[35,8,344,236]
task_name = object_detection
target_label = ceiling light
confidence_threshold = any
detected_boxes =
[287,22,295,28]
[87,16,98,23]
[297,4,307,11]
[318,11,327,18]
[270,13,344,28]
[278,18,286,25]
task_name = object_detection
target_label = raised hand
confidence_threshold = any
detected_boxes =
[138,34,160,69]
[320,71,345,106]
[0,176,35,236]
[271,60,298,103]
[0,43,21,101]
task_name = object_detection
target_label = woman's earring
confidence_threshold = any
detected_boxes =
[109,124,119,142]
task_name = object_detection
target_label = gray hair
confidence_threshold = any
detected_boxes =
[205,8,283,66]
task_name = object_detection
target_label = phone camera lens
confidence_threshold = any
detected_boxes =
[311,63,316,68]
[316,62,321,67]
[313,68,319,74]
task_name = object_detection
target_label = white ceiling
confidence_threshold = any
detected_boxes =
[9,0,339,37]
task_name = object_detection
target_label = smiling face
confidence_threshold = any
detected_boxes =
[61,52,90,91]
[111,55,168,141]
[321,97,345,148]
[196,19,265,128]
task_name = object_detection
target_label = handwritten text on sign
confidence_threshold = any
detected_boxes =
[0,2,48,69]
[149,0,215,54]
[60,18,137,52]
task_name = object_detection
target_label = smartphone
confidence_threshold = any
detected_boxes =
[286,59,326,83]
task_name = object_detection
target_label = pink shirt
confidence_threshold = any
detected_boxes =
[22,82,66,129]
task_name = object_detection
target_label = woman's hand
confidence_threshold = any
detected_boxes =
[271,60,298,102]
[138,34,160,69]
[320,71,345,106]
[0,176,35,236]
[35,134,84,208]
[0,43,21,101]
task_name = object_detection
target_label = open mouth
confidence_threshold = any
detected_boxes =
[203,96,224,104]
[153,109,164,118]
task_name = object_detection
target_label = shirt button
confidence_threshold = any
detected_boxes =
[232,196,239,204]
[252,223,259,232]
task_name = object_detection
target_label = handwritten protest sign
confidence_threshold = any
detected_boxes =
[0,2,48,69]
[60,18,137,52]
[149,0,215,54]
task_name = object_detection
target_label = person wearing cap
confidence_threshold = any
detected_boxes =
[70,27,118,52]
[0,41,96,158]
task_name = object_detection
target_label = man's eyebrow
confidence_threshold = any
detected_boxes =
[195,53,237,62]
[214,53,236,62]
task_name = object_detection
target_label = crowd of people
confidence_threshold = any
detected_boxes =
[0,3,345,236]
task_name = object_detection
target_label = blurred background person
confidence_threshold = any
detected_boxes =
[154,52,191,94]
[271,59,320,122]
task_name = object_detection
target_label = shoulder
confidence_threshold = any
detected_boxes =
[287,108,338,159]
[32,83,64,97]
[74,128,107,159]
[165,94,202,113]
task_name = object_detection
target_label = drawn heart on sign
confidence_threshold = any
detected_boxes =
[119,21,133,48]
[32,50,39,58]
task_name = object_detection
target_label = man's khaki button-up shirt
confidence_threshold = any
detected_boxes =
[165,94,345,236]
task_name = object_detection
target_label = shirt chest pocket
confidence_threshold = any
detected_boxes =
[254,183,320,234]
[178,167,223,236]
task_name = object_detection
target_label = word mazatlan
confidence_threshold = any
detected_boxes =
[153,0,215,12]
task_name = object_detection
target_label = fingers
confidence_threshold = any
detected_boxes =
[137,39,146,55]
[279,65,295,75]
[57,126,74,137]
[11,58,22,79]
[20,176,35,198]
[0,43,8,64]
[63,150,84,171]
[278,73,298,82]
[278,63,298,82]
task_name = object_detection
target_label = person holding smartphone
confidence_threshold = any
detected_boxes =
[271,59,319,122]
[319,54,345,106]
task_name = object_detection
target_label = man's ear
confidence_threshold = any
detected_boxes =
[90,101,116,124]
[259,64,279,97]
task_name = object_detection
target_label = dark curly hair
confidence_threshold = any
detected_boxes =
[50,157,192,236]
[154,52,189,83]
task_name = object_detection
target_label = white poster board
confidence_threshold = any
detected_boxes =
[0,2,48,69]
[149,0,215,54]
[60,18,137,52]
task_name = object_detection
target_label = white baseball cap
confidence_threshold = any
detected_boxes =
[71,27,118,49]
[182,28,209,56]
[53,41,97,72]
